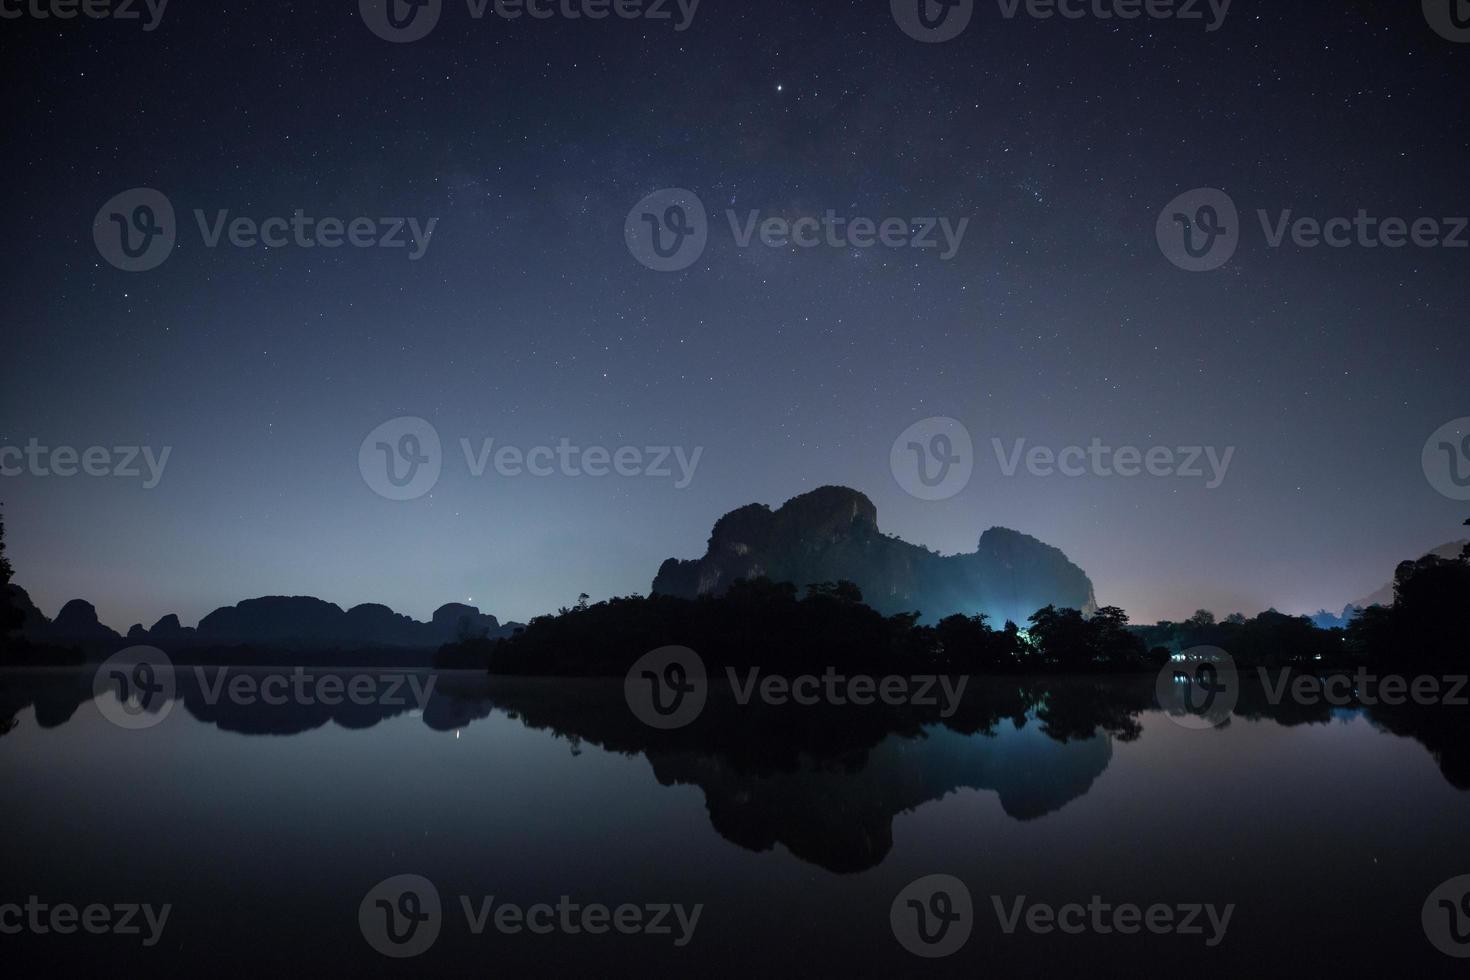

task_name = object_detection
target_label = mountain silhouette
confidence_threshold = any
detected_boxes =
[1310,539,1470,628]
[652,486,1097,624]
[1352,539,1469,610]
[473,674,1136,872]
[11,589,516,659]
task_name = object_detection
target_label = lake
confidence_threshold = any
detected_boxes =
[2,666,1468,976]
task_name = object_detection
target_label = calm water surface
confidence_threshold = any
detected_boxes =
[2,667,1467,977]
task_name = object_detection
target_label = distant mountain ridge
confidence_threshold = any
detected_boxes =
[1353,539,1468,609]
[8,587,516,656]
[651,486,1098,625]
[1309,539,1469,629]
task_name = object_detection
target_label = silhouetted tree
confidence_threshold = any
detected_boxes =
[0,505,22,655]
[1026,605,1153,671]
[1362,548,1470,666]
[437,527,1467,678]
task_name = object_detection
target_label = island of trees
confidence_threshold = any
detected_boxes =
[442,533,1470,676]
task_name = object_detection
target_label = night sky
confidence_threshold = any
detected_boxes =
[3,0,1467,631]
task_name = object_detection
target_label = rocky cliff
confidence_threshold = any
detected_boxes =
[652,486,1098,624]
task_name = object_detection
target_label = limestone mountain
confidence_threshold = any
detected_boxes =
[11,591,515,657]
[652,486,1098,625]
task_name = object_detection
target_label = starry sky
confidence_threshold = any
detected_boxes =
[3,0,1467,632]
